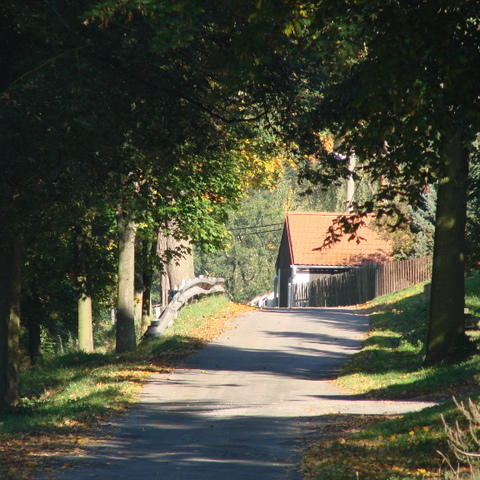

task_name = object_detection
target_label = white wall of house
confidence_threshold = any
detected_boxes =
[291,271,310,283]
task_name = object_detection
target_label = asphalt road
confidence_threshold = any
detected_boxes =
[43,308,436,480]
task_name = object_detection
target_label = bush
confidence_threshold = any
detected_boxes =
[442,398,480,479]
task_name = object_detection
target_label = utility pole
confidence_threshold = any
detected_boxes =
[346,154,356,212]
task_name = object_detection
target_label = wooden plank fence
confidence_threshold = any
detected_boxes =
[291,256,432,308]
[375,255,432,297]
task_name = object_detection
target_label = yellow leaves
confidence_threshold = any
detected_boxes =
[233,140,284,191]
[302,415,441,480]
[188,302,253,344]
[1,431,93,480]
[285,156,297,168]
[105,239,116,251]
[319,131,335,153]
[102,369,151,382]
[283,22,296,36]
[61,419,85,428]
[204,193,226,205]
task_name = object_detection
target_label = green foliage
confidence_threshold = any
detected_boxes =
[296,0,480,214]
[292,0,480,365]
[409,188,436,257]
[195,161,358,303]
[1,0,302,368]
[467,160,480,272]
[86,0,204,51]
[195,187,285,303]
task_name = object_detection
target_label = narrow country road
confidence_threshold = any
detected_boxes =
[44,308,435,480]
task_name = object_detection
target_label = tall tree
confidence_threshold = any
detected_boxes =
[115,204,138,353]
[0,0,314,379]
[293,0,480,364]
[0,0,140,386]
[0,234,21,406]
[84,0,306,351]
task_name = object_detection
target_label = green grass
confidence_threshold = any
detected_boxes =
[0,294,246,480]
[304,272,480,480]
[5,280,480,480]
[0,294,237,436]
[337,276,480,399]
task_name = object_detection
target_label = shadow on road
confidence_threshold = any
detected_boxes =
[39,308,434,480]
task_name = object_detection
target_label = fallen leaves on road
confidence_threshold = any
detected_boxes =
[189,302,254,343]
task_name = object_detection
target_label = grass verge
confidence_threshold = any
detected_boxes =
[0,294,252,480]
[303,272,480,480]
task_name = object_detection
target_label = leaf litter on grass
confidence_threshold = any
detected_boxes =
[301,413,449,480]
[0,299,254,480]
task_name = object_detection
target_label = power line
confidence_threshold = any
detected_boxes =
[229,223,284,232]
[233,228,283,237]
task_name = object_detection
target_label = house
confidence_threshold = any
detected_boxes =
[275,212,393,307]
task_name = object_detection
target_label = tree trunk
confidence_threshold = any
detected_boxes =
[157,222,194,306]
[134,239,156,334]
[0,235,22,407]
[75,224,94,353]
[78,287,94,353]
[116,207,137,353]
[24,295,42,365]
[166,245,194,290]
[141,271,152,334]
[28,315,41,366]
[424,127,469,365]
[75,223,94,353]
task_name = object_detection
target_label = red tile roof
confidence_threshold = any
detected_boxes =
[285,212,393,266]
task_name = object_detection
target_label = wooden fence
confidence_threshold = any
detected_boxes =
[375,255,432,297]
[291,256,432,308]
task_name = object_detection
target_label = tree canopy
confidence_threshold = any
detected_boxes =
[0,0,302,403]
[2,0,479,405]
[293,0,480,364]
